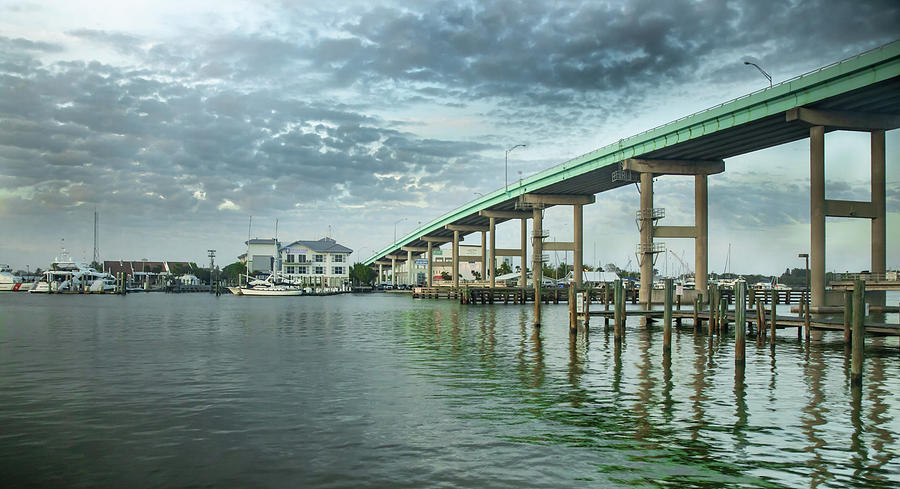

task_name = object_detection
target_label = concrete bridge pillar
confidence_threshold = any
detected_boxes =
[378,263,383,284]
[810,125,826,308]
[694,174,708,293]
[489,217,497,288]
[639,172,654,308]
[574,203,583,288]
[452,230,460,288]
[480,231,487,283]
[426,242,433,287]
[391,256,397,286]
[520,218,527,288]
[407,249,413,286]
[872,130,886,277]
[532,207,543,326]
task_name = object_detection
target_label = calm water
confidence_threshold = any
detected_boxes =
[1,292,898,488]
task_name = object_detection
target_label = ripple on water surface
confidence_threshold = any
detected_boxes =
[1,292,899,488]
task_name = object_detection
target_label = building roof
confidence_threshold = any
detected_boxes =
[282,237,353,254]
[103,260,196,276]
[246,238,280,245]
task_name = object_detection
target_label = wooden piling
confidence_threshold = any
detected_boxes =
[770,288,777,342]
[756,298,766,346]
[693,293,701,332]
[663,279,673,353]
[568,286,577,333]
[851,280,865,386]
[843,290,852,344]
[719,295,728,334]
[735,282,746,364]
[613,280,622,342]
[803,291,810,340]
[619,280,627,338]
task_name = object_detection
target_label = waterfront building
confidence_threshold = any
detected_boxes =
[243,239,281,274]
[103,260,197,287]
[279,237,352,288]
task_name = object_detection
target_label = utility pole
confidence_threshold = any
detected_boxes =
[93,209,100,266]
[208,249,216,294]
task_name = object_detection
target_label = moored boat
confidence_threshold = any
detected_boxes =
[0,264,26,291]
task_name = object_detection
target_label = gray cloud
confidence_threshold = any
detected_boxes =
[0,1,897,268]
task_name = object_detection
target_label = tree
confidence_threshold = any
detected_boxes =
[222,262,247,283]
[350,263,375,285]
[496,261,513,276]
[171,263,191,276]
[150,264,163,274]
[441,271,452,281]
[471,271,482,281]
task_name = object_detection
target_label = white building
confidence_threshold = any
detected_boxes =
[244,238,281,274]
[279,237,352,288]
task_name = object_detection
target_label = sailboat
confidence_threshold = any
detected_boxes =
[235,217,303,297]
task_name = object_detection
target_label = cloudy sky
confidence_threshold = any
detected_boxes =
[1,0,897,275]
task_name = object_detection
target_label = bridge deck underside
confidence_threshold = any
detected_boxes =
[369,53,899,263]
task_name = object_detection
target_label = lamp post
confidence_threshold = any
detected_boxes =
[799,253,810,339]
[743,61,772,88]
[505,144,527,191]
[393,217,406,244]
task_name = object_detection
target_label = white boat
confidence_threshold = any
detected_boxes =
[29,248,117,293]
[0,264,26,291]
[238,273,303,296]
[234,218,302,297]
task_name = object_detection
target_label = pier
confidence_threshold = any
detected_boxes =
[363,44,899,388]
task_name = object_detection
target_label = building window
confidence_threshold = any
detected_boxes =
[315,266,324,275]
[299,266,308,274]
[298,254,307,263]
[315,254,324,262]
[333,254,344,263]
[286,266,295,274]
[286,254,295,263]
[333,267,344,275]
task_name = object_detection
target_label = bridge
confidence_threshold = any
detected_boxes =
[365,41,899,313]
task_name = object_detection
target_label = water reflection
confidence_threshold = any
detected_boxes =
[633,326,654,441]
[733,363,748,456]
[865,338,896,484]
[802,342,827,487]
[690,334,709,443]
[4,294,899,489]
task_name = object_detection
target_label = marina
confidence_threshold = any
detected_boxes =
[0,6,897,486]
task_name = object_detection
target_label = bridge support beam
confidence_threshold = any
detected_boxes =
[872,130,886,279]
[811,126,826,308]
[427,242,433,287]
[489,218,496,288]
[520,218,527,288]
[452,230,460,288]
[695,175,709,292]
[379,263,383,284]
[481,231,487,283]
[407,249,413,286]
[391,256,397,286]
[574,203,583,288]
[639,172,654,308]
[532,207,544,326]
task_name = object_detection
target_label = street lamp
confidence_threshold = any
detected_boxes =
[393,217,406,244]
[743,61,772,88]
[505,144,527,191]
[799,253,810,338]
